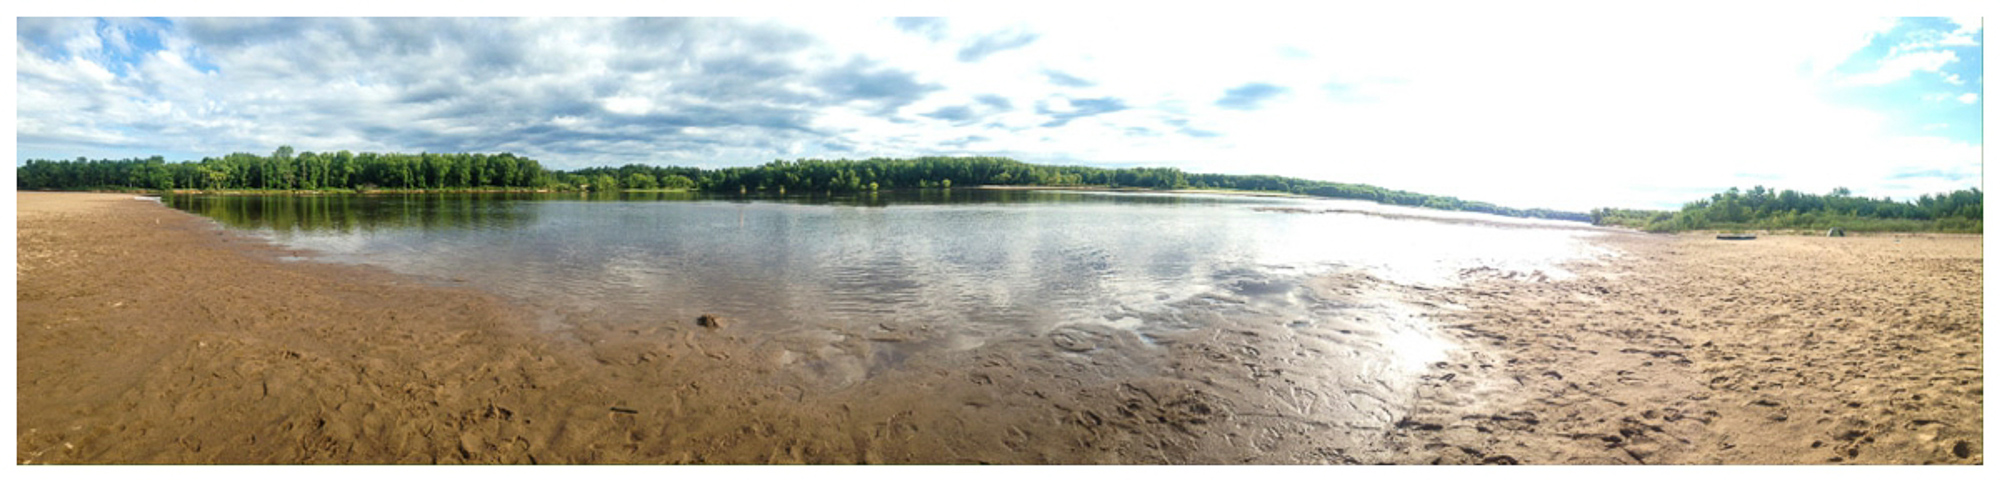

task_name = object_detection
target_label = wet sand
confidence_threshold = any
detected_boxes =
[16,192,1983,464]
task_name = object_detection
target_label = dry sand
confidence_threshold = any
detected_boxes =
[15,192,1984,464]
[1385,233,1983,464]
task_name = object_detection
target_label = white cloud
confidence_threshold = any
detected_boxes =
[1796,17,1902,78]
[1957,93,1980,104]
[600,96,655,115]
[1944,16,1983,45]
[12,16,1983,211]
[1890,17,1984,56]
[1840,50,1959,85]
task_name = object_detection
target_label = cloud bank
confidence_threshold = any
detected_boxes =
[15,17,1984,210]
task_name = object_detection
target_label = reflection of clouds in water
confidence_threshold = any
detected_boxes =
[188,190,1626,435]
[1295,197,1593,228]
[207,191,1607,382]
[264,230,386,265]
[1253,211,1607,287]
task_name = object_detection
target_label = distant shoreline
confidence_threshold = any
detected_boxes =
[1248,205,1633,233]
[969,185,1311,199]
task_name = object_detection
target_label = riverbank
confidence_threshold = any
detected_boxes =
[17,192,1983,464]
[1380,233,1983,464]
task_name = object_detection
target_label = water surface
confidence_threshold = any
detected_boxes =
[169,189,1609,384]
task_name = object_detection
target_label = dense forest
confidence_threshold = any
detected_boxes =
[573,157,1588,220]
[16,148,1593,222]
[1591,186,1983,233]
[23,149,1979,232]
[15,148,551,192]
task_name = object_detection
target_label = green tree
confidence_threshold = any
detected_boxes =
[590,174,618,192]
[625,172,659,189]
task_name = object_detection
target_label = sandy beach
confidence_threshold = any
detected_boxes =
[16,192,1982,464]
[1386,233,1983,464]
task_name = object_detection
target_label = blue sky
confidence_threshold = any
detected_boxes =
[12,15,1984,210]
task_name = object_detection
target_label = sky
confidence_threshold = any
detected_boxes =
[11,15,1986,211]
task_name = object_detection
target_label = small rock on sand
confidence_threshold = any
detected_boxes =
[696,314,724,329]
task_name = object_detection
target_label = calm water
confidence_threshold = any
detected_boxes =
[168,190,1610,377]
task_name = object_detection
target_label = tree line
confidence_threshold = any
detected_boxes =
[18,148,1601,222]
[25,149,1980,231]
[1591,186,1982,233]
[16,147,551,191]
[545,156,1595,221]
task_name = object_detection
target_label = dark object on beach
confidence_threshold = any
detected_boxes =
[1827,227,1845,237]
[696,313,724,329]
[610,407,639,414]
[1717,234,1757,241]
